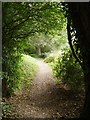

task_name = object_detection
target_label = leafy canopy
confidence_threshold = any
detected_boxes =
[2,2,66,95]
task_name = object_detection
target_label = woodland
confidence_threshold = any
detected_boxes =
[2,2,90,119]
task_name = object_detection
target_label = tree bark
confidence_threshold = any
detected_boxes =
[81,71,90,118]
[67,2,90,118]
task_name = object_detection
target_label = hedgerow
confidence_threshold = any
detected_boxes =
[53,48,84,91]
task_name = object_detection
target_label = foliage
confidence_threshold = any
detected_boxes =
[20,54,38,89]
[3,54,37,95]
[3,2,65,39]
[2,2,66,96]
[44,54,56,63]
[25,26,68,57]
[2,101,19,118]
[53,48,84,91]
[3,53,23,95]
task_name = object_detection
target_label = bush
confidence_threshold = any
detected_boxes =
[3,54,38,96]
[53,48,84,91]
[44,54,56,63]
[30,54,38,58]
[18,54,38,90]
[39,53,48,59]
[3,53,23,96]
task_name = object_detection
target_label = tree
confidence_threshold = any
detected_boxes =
[25,27,67,57]
[2,2,66,97]
[67,2,90,118]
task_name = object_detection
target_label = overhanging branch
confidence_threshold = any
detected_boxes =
[67,22,83,69]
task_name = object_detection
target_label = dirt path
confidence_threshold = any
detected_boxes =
[8,59,84,119]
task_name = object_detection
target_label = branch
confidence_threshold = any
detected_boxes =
[16,29,45,39]
[67,22,83,69]
[11,15,30,31]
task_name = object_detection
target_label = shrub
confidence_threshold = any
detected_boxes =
[3,54,38,96]
[18,54,38,90]
[53,48,84,91]
[3,53,23,96]
[39,53,48,59]
[44,54,56,63]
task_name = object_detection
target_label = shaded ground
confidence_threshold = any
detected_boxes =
[3,59,85,119]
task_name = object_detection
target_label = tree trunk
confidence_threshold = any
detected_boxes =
[2,63,10,97]
[68,2,90,118]
[36,46,41,56]
[2,78,10,98]
[38,47,41,56]
[81,71,90,118]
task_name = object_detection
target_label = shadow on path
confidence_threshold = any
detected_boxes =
[7,59,84,119]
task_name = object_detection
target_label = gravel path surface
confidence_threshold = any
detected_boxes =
[8,59,84,119]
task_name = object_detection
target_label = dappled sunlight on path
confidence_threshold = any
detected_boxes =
[30,59,55,95]
[9,59,84,119]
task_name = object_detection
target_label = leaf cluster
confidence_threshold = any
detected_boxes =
[53,48,84,91]
[2,2,66,96]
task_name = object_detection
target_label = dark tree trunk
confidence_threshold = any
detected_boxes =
[82,71,90,118]
[68,2,90,118]
[2,78,8,97]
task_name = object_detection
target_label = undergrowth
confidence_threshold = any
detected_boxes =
[2,54,38,118]
[16,54,38,93]
[44,48,84,92]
